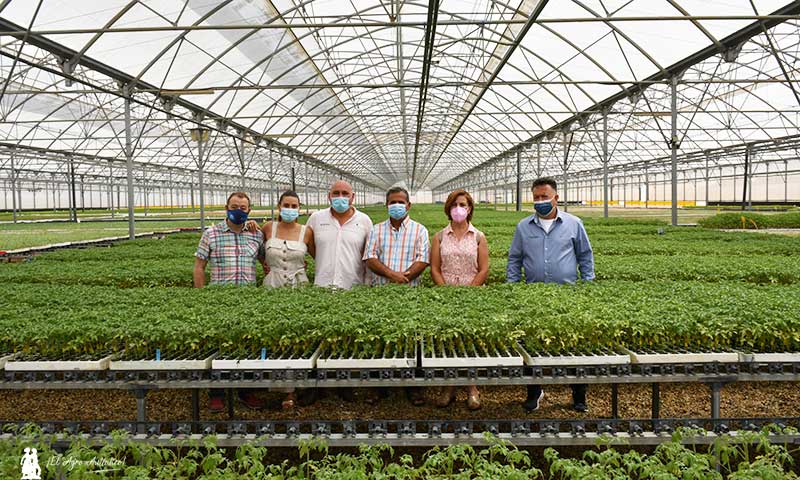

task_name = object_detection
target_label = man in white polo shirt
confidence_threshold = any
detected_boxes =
[305,180,373,404]
[306,180,373,289]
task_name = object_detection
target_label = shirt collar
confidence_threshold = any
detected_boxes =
[327,206,359,223]
[530,209,562,225]
[219,220,253,234]
[387,216,411,230]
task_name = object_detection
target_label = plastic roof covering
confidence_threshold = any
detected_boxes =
[0,0,799,192]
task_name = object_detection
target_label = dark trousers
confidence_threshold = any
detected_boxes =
[527,384,586,405]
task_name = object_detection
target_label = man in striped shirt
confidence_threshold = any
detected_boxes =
[363,186,430,286]
[363,186,430,406]
[194,191,265,413]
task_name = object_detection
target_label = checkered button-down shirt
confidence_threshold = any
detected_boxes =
[363,216,430,286]
[195,221,264,286]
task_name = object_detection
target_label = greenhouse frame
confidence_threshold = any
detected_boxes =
[1,1,799,230]
[3,1,800,476]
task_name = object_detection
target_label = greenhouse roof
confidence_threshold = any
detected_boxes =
[1,1,800,191]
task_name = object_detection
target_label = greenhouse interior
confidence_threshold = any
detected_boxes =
[1,1,800,478]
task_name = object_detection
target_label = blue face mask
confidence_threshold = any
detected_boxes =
[388,203,407,220]
[227,209,249,225]
[331,197,350,213]
[280,208,299,222]
[534,199,554,217]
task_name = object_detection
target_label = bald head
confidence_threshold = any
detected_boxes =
[329,180,353,195]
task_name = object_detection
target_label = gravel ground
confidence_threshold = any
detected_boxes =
[1,382,797,422]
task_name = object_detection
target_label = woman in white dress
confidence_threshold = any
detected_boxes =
[260,190,315,409]
[261,190,315,289]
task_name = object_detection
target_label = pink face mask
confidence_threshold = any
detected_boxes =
[450,206,469,223]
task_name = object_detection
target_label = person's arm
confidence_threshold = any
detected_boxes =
[403,225,430,281]
[403,261,428,282]
[471,232,490,286]
[430,232,445,286]
[366,258,408,283]
[360,216,374,284]
[194,230,212,288]
[574,222,595,281]
[193,257,208,288]
[305,225,316,259]
[506,225,524,283]
[259,223,272,273]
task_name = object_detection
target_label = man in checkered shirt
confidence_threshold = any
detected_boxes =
[193,192,263,287]
[193,191,265,413]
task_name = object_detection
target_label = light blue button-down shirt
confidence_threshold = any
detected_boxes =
[506,210,595,284]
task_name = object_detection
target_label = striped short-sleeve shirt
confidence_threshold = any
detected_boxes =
[195,221,264,286]
[362,216,430,286]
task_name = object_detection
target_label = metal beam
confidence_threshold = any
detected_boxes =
[2,15,800,35]
[409,0,440,191]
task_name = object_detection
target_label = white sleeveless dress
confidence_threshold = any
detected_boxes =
[263,222,309,288]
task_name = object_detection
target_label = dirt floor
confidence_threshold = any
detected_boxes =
[1,382,797,423]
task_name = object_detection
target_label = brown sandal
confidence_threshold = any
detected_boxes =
[281,393,295,410]
[435,386,457,408]
[466,393,481,410]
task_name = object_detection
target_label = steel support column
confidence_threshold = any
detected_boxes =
[124,94,135,239]
[602,111,609,218]
[670,76,679,226]
[9,152,17,223]
[742,147,750,211]
[68,155,78,223]
[516,150,522,212]
[108,163,115,218]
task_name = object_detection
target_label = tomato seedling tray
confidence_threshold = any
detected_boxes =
[5,352,113,371]
[421,337,522,368]
[517,346,630,367]
[212,345,322,370]
[110,350,217,371]
[625,348,740,364]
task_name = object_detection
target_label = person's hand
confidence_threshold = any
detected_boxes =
[389,270,409,284]
[262,262,271,274]
[245,219,260,232]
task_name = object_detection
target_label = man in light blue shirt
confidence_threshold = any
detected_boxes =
[507,177,595,413]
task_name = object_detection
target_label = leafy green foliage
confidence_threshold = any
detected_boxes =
[1,280,799,358]
[1,205,798,358]
[545,427,799,480]
[1,426,796,479]
[698,212,800,229]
